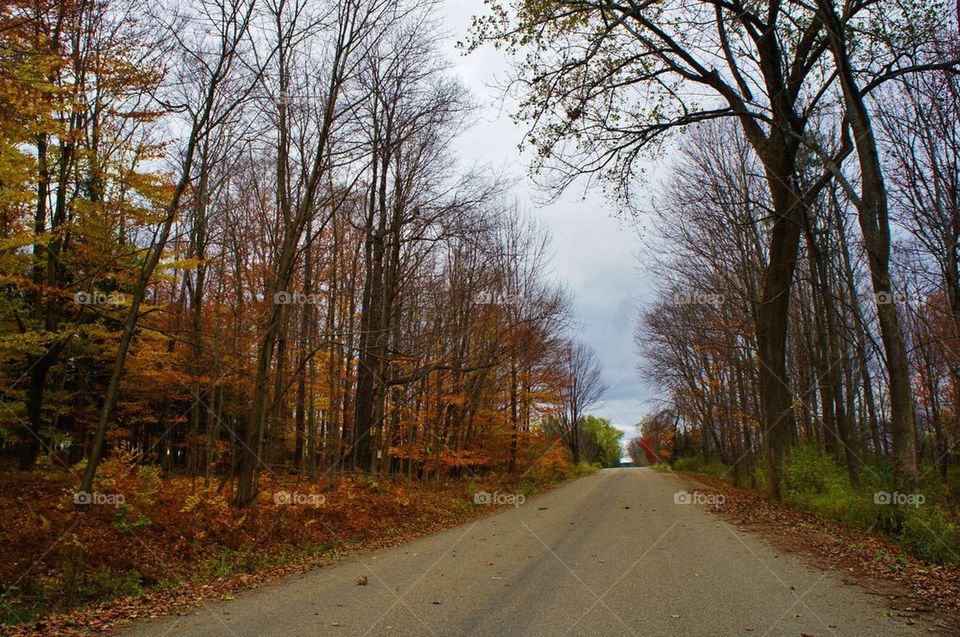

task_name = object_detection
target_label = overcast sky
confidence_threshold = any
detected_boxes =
[438,0,669,446]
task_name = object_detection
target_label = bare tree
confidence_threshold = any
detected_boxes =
[557,340,606,464]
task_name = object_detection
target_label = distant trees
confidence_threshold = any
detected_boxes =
[554,340,606,464]
[634,411,676,465]
[578,415,622,467]
[625,438,644,467]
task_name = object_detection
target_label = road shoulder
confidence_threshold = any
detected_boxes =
[671,470,960,635]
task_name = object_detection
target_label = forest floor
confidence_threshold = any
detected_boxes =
[0,455,583,637]
[676,470,960,634]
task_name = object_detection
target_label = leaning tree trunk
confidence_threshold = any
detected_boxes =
[817,0,919,488]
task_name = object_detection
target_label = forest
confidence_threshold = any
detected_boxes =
[4,0,960,632]
[0,0,627,627]
[470,0,959,511]
[0,0,623,491]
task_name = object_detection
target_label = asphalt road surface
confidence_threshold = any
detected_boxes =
[122,467,931,636]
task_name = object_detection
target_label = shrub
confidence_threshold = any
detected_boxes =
[782,445,867,527]
[899,506,960,565]
[784,446,853,501]
[527,444,572,482]
[857,460,894,493]
[946,466,960,501]
[916,463,950,503]
[752,465,767,491]
[673,456,704,474]
[570,462,601,478]
[700,459,729,480]
[112,503,152,534]
[780,446,960,564]
[672,455,730,481]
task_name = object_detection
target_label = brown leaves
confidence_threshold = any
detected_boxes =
[0,470,563,636]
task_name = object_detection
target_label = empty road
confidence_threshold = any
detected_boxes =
[123,468,929,636]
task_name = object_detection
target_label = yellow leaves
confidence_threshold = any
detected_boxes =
[0,231,52,252]
[181,494,202,514]
[124,167,173,205]
[0,141,35,200]
[0,328,65,359]
[160,257,205,273]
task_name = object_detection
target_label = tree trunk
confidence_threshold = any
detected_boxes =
[817,0,919,488]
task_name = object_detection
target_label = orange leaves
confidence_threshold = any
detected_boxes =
[443,391,470,407]
[526,441,572,480]
[388,443,425,461]
[439,449,489,469]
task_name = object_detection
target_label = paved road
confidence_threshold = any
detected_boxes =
[122,468,930,636]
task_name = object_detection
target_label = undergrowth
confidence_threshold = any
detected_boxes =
[668,447,960,565]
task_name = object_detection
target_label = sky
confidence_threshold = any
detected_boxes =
[437,0,666,446]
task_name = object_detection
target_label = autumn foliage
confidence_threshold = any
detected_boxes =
[0,0,608,629]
